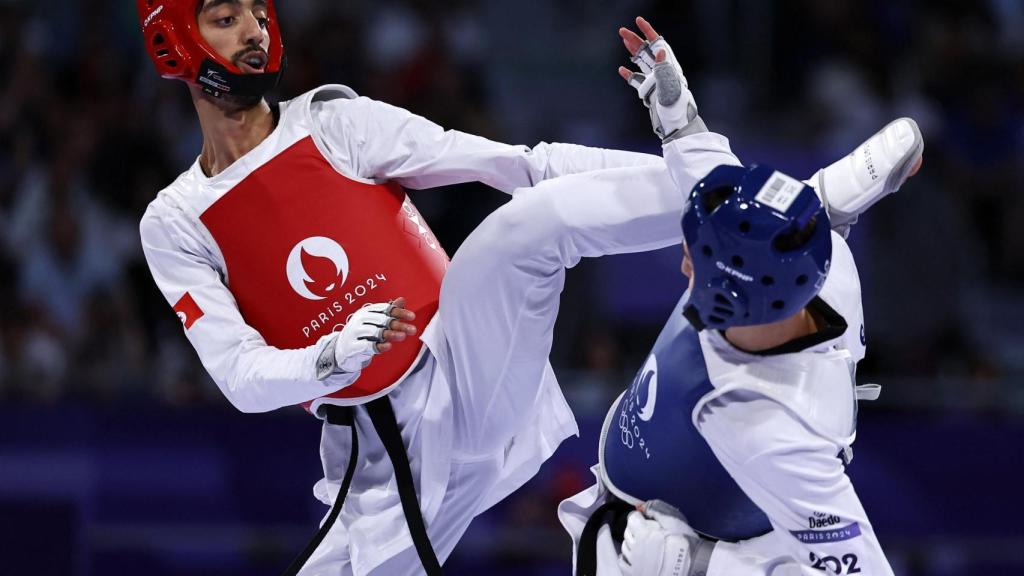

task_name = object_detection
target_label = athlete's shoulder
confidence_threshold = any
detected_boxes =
[145,163,202,216]
[292,84,415,128]
[818,231,865,343]
[281,83,356,111]
[139,165,208,246]
[284,84,382,118]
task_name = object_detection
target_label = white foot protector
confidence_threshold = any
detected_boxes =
[807,117,924,236]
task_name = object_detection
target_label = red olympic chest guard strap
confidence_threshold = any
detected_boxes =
[283,398,444,576]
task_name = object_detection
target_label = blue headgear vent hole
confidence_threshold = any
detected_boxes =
[709,315,725,325]
[731,255,744,268]
[773,216,819,252]
[771,300,785,310]
[739,221,751,234]
[703,186,735,213]
[761,276,774,286]
[702,245,713,258]
[714,294,729,305]
[796,275,808,286]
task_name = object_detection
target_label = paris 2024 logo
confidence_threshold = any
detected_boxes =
[285,236,349,301]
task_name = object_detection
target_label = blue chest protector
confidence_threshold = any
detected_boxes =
[600,295,772,542]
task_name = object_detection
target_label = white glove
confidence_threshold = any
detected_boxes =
[618,500,699,576]
[624,36,700,142]
[332,301,399,373]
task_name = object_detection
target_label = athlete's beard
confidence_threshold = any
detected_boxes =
[216,91,264,113]
[212,44,270,112]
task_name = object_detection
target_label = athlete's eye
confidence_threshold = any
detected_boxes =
[256,16,269,29]
[216,16,236,26]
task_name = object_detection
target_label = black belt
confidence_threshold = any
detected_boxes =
[282,396,443,575]
[576,499,633,576]
[576,495,716,576]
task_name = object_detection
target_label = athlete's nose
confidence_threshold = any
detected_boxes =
[240,11,264,47]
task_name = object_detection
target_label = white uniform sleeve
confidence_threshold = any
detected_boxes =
[697,391,896,576]
[312,96,665,193]
[662,136,742,208]
[140,202,357,413]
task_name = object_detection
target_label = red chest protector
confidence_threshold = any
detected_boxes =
[200,136,449,407]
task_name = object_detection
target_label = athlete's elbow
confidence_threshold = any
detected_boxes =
[226,393,273,414]
[220,374,284,414]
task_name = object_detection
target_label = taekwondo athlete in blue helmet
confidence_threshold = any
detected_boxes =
[558,17,923,576]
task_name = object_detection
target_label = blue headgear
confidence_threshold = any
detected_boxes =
[682,164,832,331]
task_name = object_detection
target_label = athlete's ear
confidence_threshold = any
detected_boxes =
[681,242,693,278]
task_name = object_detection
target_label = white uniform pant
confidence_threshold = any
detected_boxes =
[297,164,688,576]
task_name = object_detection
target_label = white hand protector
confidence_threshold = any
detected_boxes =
[618,500,709,576]
[332,301,397,373]
[624,37,700,142]
[806,117,923,236]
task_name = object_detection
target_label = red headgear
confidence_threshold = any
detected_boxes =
[137,0,286,99]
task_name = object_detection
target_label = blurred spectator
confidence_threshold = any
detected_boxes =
[0,0,1018,411]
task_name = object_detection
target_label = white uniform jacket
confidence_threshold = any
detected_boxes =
[139,84,665,573]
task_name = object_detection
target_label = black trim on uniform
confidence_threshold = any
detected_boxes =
[754,296,847,355]
[271,101,281,127]
[720,296,848,357]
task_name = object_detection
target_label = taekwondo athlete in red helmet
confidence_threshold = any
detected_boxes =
[135,1,676,574]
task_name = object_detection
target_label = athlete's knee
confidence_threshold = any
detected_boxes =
[482,188,573,261]
[442,188,573,305]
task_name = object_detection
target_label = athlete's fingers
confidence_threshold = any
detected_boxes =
[619,66,634,82]
[380,298,415,323]
[909,156,923,178]
[619,27,645,56]
[636,16,659,41]
[386,297,416,321]
[624,511,648,545]
[618,554,633,575]
[390,308,416,321]
[387,320,417,335]
[374,327,413,352]
[380,329,405,342]
[655,49,667,64]
[620,533,634,558]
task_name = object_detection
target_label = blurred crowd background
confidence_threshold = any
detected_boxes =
[2,0,1023,574]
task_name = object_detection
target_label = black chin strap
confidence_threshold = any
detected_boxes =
[196,57,285,100]
[682,304,707,331]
